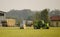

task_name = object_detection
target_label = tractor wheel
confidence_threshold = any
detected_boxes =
[46,27,49,29]
[34,26,40,29]
[20,26,24,29]
[42,26,49,29]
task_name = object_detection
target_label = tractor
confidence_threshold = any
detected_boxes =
[33,20,49,29]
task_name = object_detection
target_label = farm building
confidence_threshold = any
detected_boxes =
[50,16,60,27]
[6,19,16,27]
[0,11,6,27]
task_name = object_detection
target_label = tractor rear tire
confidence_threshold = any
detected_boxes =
[46,27,49,29]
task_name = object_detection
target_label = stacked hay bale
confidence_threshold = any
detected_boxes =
[6,19,16,27]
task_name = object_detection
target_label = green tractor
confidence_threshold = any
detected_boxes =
[33,20,49,29]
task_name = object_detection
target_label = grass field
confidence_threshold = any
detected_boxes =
[0,27,60,37]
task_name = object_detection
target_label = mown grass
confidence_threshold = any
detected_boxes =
[0,27,60,37]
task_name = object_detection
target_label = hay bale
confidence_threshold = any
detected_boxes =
[6,19,16,27]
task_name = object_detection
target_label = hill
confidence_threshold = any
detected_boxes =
[6,9,35,21]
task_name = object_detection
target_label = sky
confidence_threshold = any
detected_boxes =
[0,0,60,12]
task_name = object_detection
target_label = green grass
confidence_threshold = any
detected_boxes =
[0,27,60,37]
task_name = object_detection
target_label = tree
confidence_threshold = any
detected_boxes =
[40,9,49,23]
[33,11,41,21]
[33,11,41,29]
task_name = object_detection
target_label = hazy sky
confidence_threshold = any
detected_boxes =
[0,0,60,12]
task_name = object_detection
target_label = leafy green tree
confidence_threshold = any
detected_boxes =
[40,9,49,23]
[33,11,41,21]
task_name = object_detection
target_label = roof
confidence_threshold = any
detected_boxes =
[0,11,6,13]
[50,16,60,21]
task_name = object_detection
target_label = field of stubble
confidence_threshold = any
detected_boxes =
[0,27,60,37]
